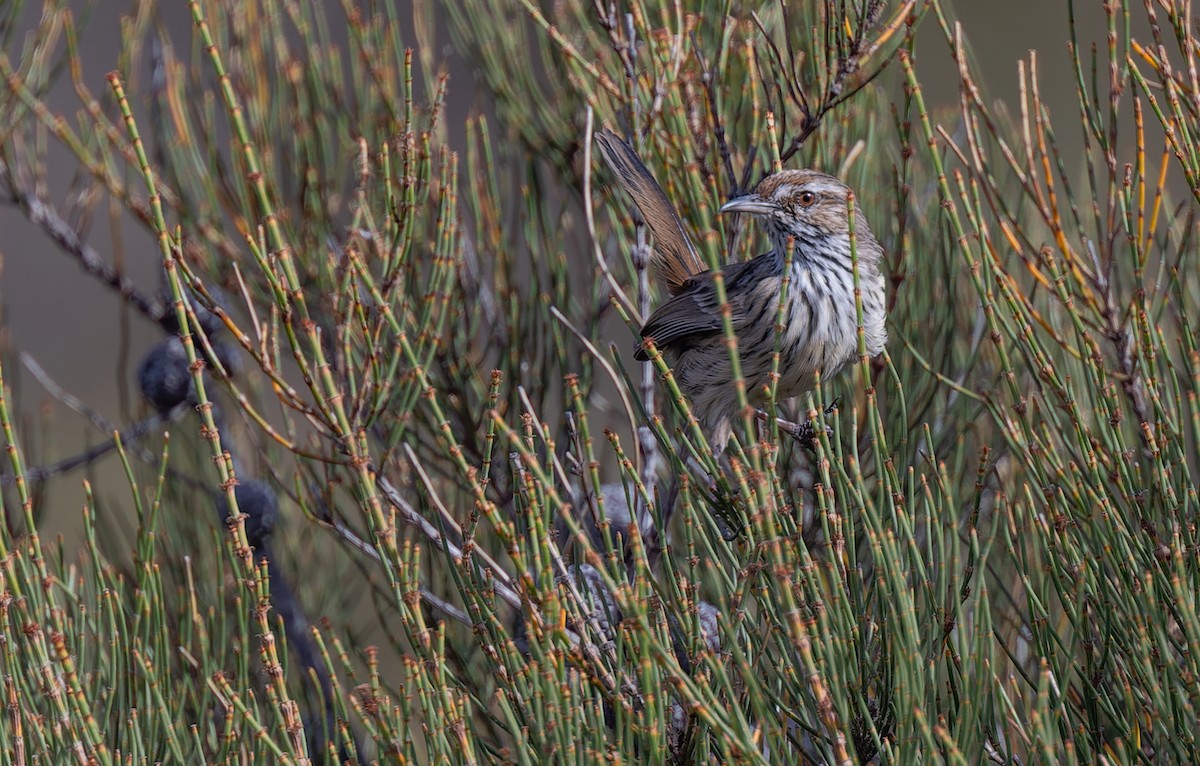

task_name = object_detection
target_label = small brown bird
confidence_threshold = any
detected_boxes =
[595,130,887,451]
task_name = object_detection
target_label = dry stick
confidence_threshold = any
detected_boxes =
[374,473,523,611]
[512,384,622,569]
[0,410,182,488]
[750,12,806,116]
[622,11,643,135]
[373,464,632,692]
[548,306,639,474]
[582,108,640,323]
[770,0,897,171]
[299,483,472,628]
[0,159,164,324]
[634,215,655,487]
[22,352,122,435]
[645,9,687,123]
[622,126,661,516]
[693,35,739,196]
[403,443,514,592]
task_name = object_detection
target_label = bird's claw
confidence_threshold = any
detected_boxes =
[767,399,839,452]
[788,420,831,451]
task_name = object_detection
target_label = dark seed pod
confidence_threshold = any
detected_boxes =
[158,283,227,339]
[208,340,240,378]
[217,480,278,548]
[137,337,194,414]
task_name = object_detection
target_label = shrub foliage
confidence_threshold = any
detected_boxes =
[0,0,1197,763]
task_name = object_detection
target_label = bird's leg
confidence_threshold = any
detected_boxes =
[759,398,840,451]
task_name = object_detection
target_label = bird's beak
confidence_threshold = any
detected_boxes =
[718,194,775,216]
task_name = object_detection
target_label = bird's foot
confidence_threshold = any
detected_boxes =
[761,398,840,452]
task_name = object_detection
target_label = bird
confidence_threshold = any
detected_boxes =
[594,129,887,452]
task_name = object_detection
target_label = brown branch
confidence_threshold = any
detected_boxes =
[0,157,166,325]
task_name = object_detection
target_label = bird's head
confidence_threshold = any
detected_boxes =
[719,169,879,264]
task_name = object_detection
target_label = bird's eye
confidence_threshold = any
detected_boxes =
[798,191,817,207]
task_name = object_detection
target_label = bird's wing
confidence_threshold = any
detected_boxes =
[635,257,768,361]
[594,130,707,294]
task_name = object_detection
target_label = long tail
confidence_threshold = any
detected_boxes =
[594,130,707,294]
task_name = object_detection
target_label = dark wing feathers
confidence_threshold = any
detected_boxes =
[635,257,768,361]
[635,292,721,360]
[594,130,707,294]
